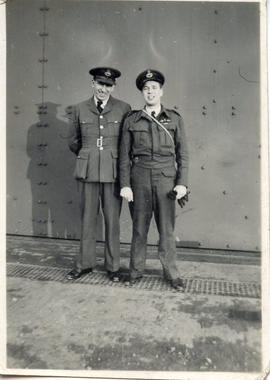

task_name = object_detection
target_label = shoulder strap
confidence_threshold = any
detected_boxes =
[171,108,180,116]
[126,110,138,118]
[142,109,175,146]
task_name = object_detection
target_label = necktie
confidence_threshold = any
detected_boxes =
[151,111,156,117]
[97,100,103,113]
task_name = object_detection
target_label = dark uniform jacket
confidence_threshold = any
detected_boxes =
[119,106,189,187]
[68,96,131,182]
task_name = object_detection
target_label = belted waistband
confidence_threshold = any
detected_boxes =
[81,136,118,148]
[132,155,175,169]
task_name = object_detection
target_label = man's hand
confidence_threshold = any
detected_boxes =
[173,185,187,199]
[120,187,134,202]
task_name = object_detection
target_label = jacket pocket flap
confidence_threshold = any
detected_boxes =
[77,150,89,160]
[161,168,176,177]
[108,120,120,124]
[163,123,175,131]
[80,118,95,124]
[129,124,148,132]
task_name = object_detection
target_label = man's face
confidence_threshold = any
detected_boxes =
[92,79,115,102]
[142,81,163,106]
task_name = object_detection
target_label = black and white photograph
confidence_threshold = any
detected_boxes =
[0,0,269,378]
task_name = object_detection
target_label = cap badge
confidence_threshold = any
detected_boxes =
[105,70,112,77]
[146,70,153,78]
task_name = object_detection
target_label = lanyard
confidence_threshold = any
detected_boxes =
[142,109,175,146]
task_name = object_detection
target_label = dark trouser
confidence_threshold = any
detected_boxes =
[76,181,121,272]
[129,165,179,281]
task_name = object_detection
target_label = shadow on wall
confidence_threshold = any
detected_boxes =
[26,101,80,239]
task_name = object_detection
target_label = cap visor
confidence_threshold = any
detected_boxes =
[95,76,115,85]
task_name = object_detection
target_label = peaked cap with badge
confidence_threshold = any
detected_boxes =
[136,69,165,91]
[89,67,121,86]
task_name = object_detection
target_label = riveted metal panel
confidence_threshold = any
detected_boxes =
[6,1,261,251]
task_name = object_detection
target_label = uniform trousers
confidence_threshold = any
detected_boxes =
[76,181,121,272]
[129,164,180,281]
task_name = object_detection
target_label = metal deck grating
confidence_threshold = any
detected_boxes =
[7,263,261,298]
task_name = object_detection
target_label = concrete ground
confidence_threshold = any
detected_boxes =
[6,236,261,372]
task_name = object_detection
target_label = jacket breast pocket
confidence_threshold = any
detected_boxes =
[130,125,150,147]
[74,150,89,179]
[159,123,175,147]
[161,167,176,179]
[80,122,97,137]
[107,120,120,136]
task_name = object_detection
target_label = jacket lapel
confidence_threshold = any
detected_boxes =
[101,96,113,115]
[87,97,99,115]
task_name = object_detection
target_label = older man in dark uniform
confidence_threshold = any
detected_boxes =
[119,69,188,290]
[67,67,131,281]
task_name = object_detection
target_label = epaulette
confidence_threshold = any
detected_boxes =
[126,110,139,118]
[170,108,181,116]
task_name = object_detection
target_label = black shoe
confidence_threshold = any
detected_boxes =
[125,276,143,286]
[66,268,92,280]
[170,277,185,291]
[107,270,120,282]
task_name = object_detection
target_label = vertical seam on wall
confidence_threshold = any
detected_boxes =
[39,0,48,105]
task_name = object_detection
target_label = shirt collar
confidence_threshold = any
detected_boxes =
[145,105,161,116]
[94,96,110,108]
[134,105,170,122]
